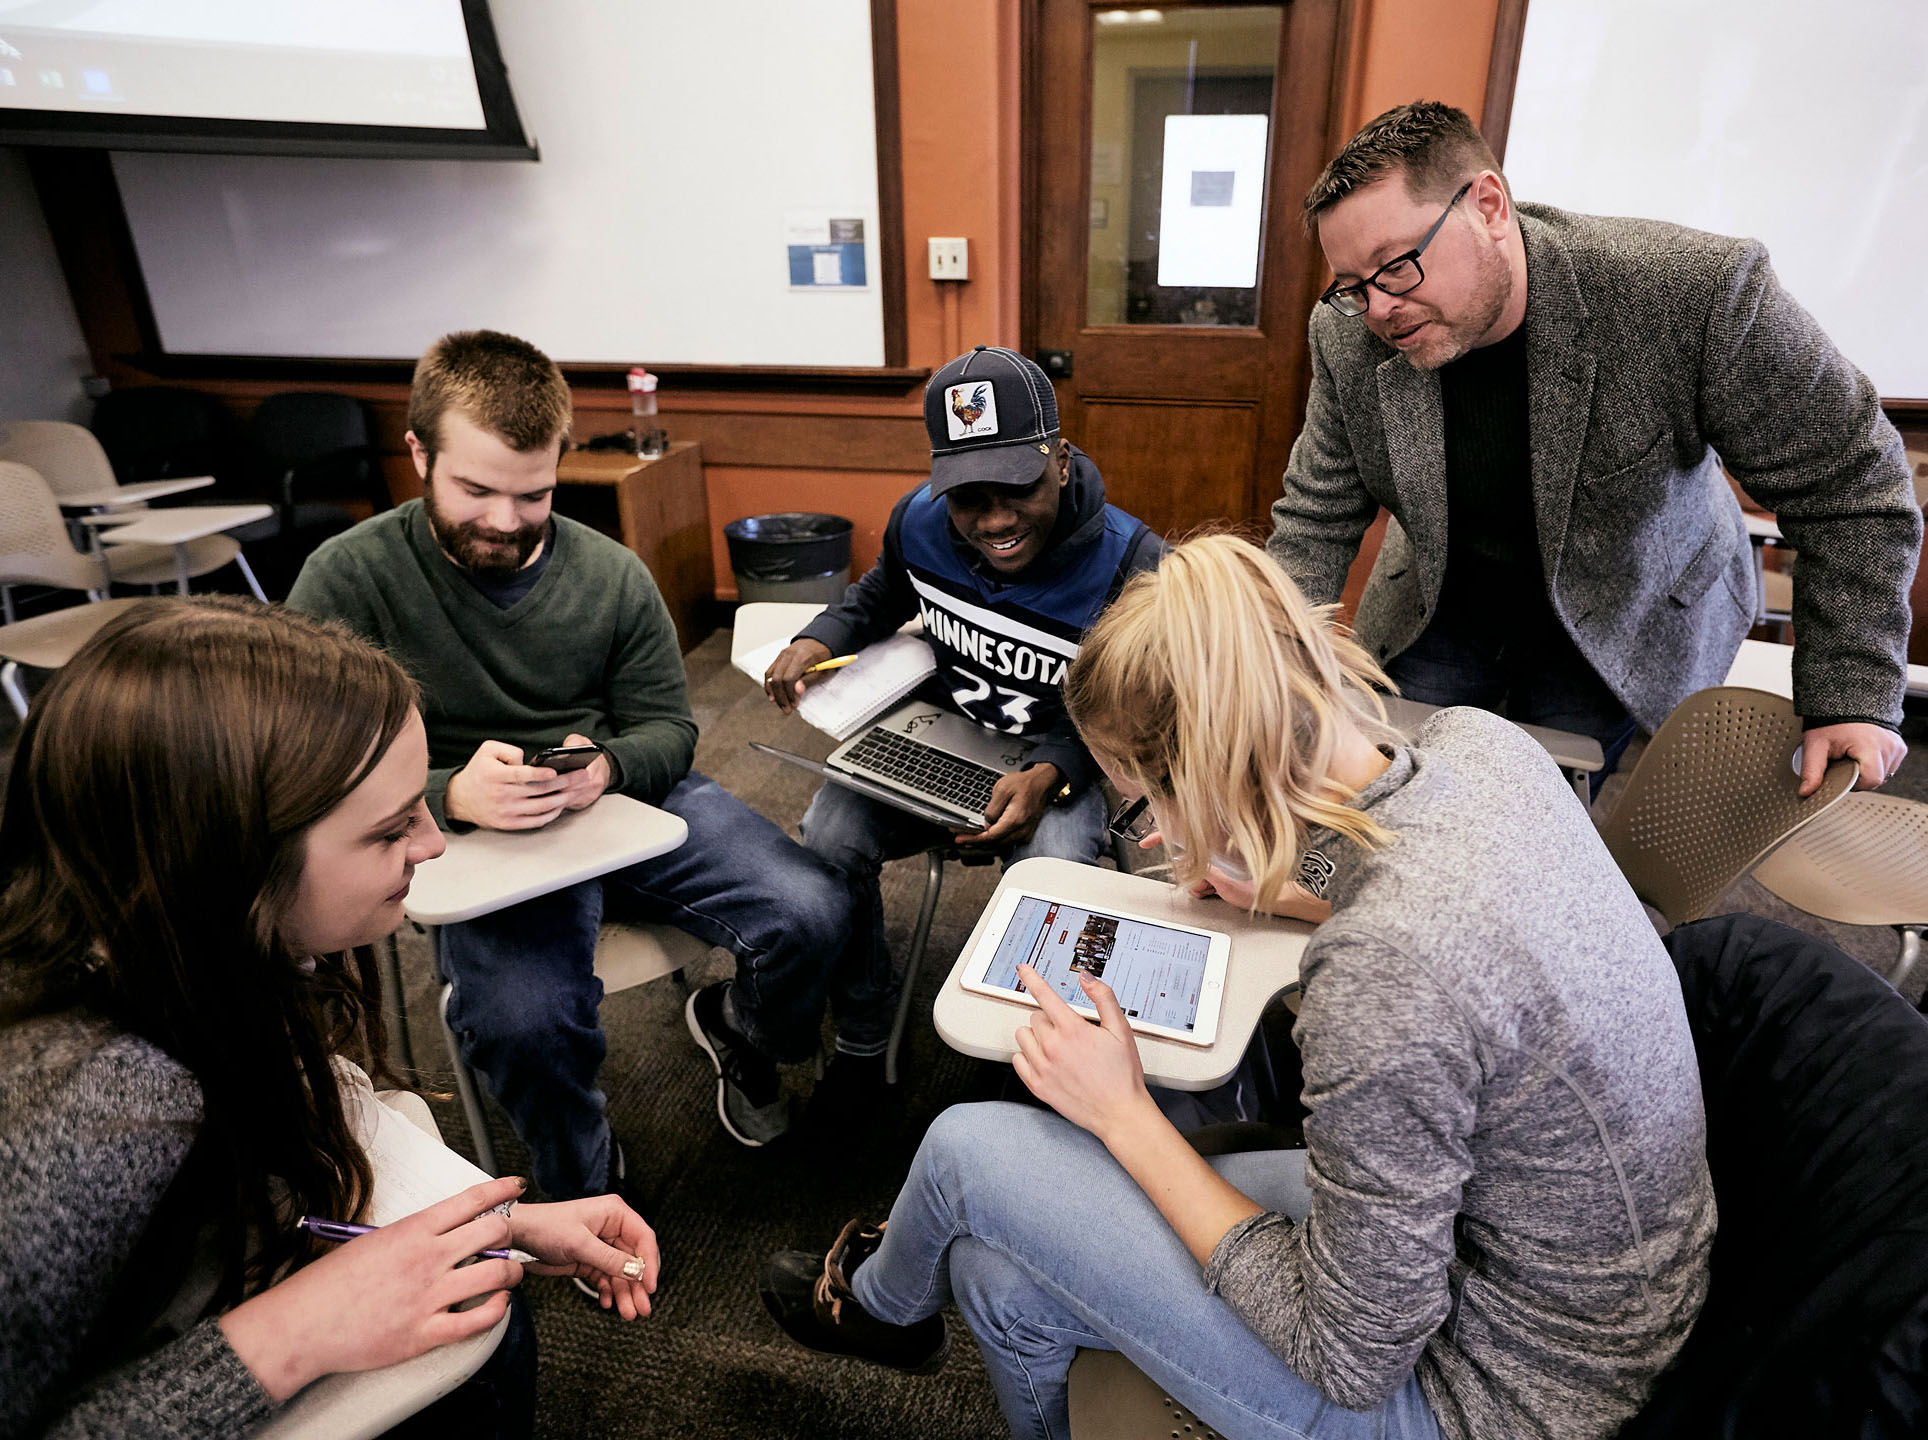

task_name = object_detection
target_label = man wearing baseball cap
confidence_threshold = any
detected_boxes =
[763,345,1164,1108]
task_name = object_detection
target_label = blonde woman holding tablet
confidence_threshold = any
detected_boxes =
[762,533,1713,1440]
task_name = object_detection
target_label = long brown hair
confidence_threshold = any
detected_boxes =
[1064,533,1400,910]
[0,596,419,1294]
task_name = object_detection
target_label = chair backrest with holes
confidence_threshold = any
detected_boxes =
[1068,1348,1225,1440]
[1598,687,1857,928]
[0,462,105,593]
[0,421,121,500]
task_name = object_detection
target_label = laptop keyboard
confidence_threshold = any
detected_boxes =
[841,727,1002,815]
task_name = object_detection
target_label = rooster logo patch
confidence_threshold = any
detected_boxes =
[945,382,999,440]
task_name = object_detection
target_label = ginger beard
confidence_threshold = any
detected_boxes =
[422,473,547,580]
[1374,227,1514,371]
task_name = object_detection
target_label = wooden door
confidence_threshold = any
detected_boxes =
[1025,0,1355,540]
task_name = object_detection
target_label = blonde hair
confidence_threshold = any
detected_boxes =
[1063,532,1400,908]
[408,329,572,472]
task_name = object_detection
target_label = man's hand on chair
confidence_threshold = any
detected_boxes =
[1798,721,1907,796]
[445,735,607,830]
[955,763,1062,848]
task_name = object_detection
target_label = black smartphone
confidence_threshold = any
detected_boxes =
[529,743,602,774]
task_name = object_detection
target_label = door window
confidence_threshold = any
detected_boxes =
[1086,7,1283,327]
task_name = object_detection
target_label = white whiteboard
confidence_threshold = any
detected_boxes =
[1504,0,1928,400]
[111,0,886,366]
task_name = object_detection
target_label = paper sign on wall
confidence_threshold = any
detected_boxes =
[786,211,868,289]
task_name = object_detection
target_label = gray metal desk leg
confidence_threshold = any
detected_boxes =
[885,851,948,1087]
[1,661,27,721]
[376,933,414,1074]
[233,550,266,601]
[429,923,500,1176]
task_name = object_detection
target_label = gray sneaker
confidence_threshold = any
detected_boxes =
[685,981,791,1146]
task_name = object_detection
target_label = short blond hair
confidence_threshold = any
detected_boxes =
[1064,533,1399,907]
[408,329,572,471]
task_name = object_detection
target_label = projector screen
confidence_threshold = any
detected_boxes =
[1504,0,1928,403]
[0,0,531,158]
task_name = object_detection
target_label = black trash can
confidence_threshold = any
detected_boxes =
[724,512,854,603]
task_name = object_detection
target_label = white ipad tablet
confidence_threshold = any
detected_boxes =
[958,889,1230,1047]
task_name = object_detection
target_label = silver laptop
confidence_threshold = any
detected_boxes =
[752,701,1037,830]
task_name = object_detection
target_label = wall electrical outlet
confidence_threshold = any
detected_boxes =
[928,237,969,281]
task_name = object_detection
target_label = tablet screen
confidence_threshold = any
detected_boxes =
[980,896,1211,1034]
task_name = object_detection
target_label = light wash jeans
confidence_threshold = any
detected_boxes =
[798,780,1108,1056]
[852,1102,1443,1440]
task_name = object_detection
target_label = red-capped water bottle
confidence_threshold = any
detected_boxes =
[626,366,662,456]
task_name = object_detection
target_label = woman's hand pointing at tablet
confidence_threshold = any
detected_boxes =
[1013,962,1262,1266]
[1012,963,1151,1143]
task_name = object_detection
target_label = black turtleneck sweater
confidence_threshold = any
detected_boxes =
[1435,322,1543,631]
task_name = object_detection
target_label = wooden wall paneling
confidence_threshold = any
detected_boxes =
[870,0,909,368]
[579,407,930,474]
[1479,0,1532,158]
[1251,0,1358,523]
[1080,400,1260,543]
[1074,331,1269,403]
[703,464,928,597]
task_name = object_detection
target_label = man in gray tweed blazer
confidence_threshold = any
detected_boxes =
[1267,101,1920,794]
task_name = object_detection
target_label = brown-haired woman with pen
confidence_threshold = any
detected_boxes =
[0,597,658,1439]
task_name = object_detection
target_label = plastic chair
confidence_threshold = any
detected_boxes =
[0,595,147,718]
[90,385,240,489]
[249,392,385,519]
[1750,792,1928,993]
[437,921,709,1177]
[0,459,114,617]
[0,426,264,600]
[1597,686,1858,928]
[1068,1350,1225,1439]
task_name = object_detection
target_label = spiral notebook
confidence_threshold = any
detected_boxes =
[740,632,940,740]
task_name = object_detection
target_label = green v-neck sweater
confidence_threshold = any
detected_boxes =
[287,501,696,827]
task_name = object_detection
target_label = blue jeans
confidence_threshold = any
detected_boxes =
[798,779,1109,1056]
[852,1103,1442,1440]
[437,773,849,1198]
[1385,611,1637,796]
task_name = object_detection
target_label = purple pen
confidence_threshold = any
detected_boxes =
[298,1214,535,1263]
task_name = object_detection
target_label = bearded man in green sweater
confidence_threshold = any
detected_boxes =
[289,331,852,1204]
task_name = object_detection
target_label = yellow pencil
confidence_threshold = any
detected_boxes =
[805,653,859,674]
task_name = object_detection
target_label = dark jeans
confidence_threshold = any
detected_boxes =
[797,781,1109,1056]
[1385,612,1637,797]
[381,1293,537,1439]
[437,773,850,1198]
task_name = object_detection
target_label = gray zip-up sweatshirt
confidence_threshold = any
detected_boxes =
[1203,707,1715,1440]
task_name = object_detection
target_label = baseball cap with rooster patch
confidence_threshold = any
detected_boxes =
[924,345,1060,498]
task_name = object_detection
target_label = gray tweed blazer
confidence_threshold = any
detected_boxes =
[1266,203,1922,732]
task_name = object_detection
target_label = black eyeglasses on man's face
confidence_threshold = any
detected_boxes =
[1318,180,1474,319]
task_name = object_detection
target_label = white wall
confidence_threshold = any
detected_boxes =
[1505,0,1928,401]
[0,148,92,423]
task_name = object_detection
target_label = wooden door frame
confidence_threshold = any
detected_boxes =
[1018,0,1359,521]
[1478,0,1533,161]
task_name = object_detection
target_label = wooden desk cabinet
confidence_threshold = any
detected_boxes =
[553,441,713,652]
